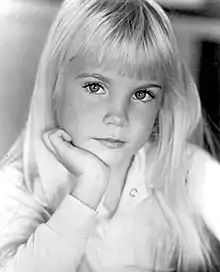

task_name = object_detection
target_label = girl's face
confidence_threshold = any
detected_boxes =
[57,55,163,167]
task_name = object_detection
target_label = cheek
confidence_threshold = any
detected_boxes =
[131,106,159,145]
[135,116,155,140]
[57,90,103,141]
[56,86,85,136]
[58,101,89,137]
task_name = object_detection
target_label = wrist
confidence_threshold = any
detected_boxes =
[70,185,105,210]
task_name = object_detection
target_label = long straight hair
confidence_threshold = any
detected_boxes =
[23,0,219,270]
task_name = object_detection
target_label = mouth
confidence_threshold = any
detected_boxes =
[94,137,127,149]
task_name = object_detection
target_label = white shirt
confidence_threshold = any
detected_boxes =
[77,155,174,272]
[0,153,174,272]
[0,145,219,272]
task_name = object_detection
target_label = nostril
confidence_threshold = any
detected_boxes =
[103,112,128,127]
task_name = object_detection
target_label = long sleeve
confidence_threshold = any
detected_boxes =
[0,168,97,272]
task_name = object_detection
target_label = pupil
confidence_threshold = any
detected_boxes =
[91,84,99,92]
[136,91,145,99]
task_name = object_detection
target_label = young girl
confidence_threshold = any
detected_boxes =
[0,0,220,271]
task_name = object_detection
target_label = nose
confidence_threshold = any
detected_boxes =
[103,105,129,127]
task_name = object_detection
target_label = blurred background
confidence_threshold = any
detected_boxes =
[1,0,220,159]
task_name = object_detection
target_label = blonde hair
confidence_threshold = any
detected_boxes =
[30,0,219,270]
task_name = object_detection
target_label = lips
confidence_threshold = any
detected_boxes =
[94,137,126,149]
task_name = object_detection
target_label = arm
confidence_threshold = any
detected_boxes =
[0,169,96,272]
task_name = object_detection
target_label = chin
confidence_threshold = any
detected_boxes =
[99,153,125,167]
[79,141,126,167]
[91,148,124,166]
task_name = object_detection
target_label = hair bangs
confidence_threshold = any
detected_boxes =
[66,0,175,82]
[79,32,165,81]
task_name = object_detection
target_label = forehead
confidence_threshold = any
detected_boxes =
[67,54,162,86]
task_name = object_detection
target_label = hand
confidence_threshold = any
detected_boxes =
[42,129,110,210]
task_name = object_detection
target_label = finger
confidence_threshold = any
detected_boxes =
[42,131,58,155]
[42,129,80,176]
[48,129,94,176]
[51,128,72,144]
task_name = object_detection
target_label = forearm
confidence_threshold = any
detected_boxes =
[0,195,96,272]
[71,175,107,210]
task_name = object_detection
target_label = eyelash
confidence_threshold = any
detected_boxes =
[82,82,156,103]
[133,90,155,103]
[82,82,105,96]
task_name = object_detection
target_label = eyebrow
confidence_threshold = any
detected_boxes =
[76,72,162,90]
[77,73,112,85]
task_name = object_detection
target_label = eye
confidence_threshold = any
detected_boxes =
[133,89,155,103]
[82,82,105,95]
